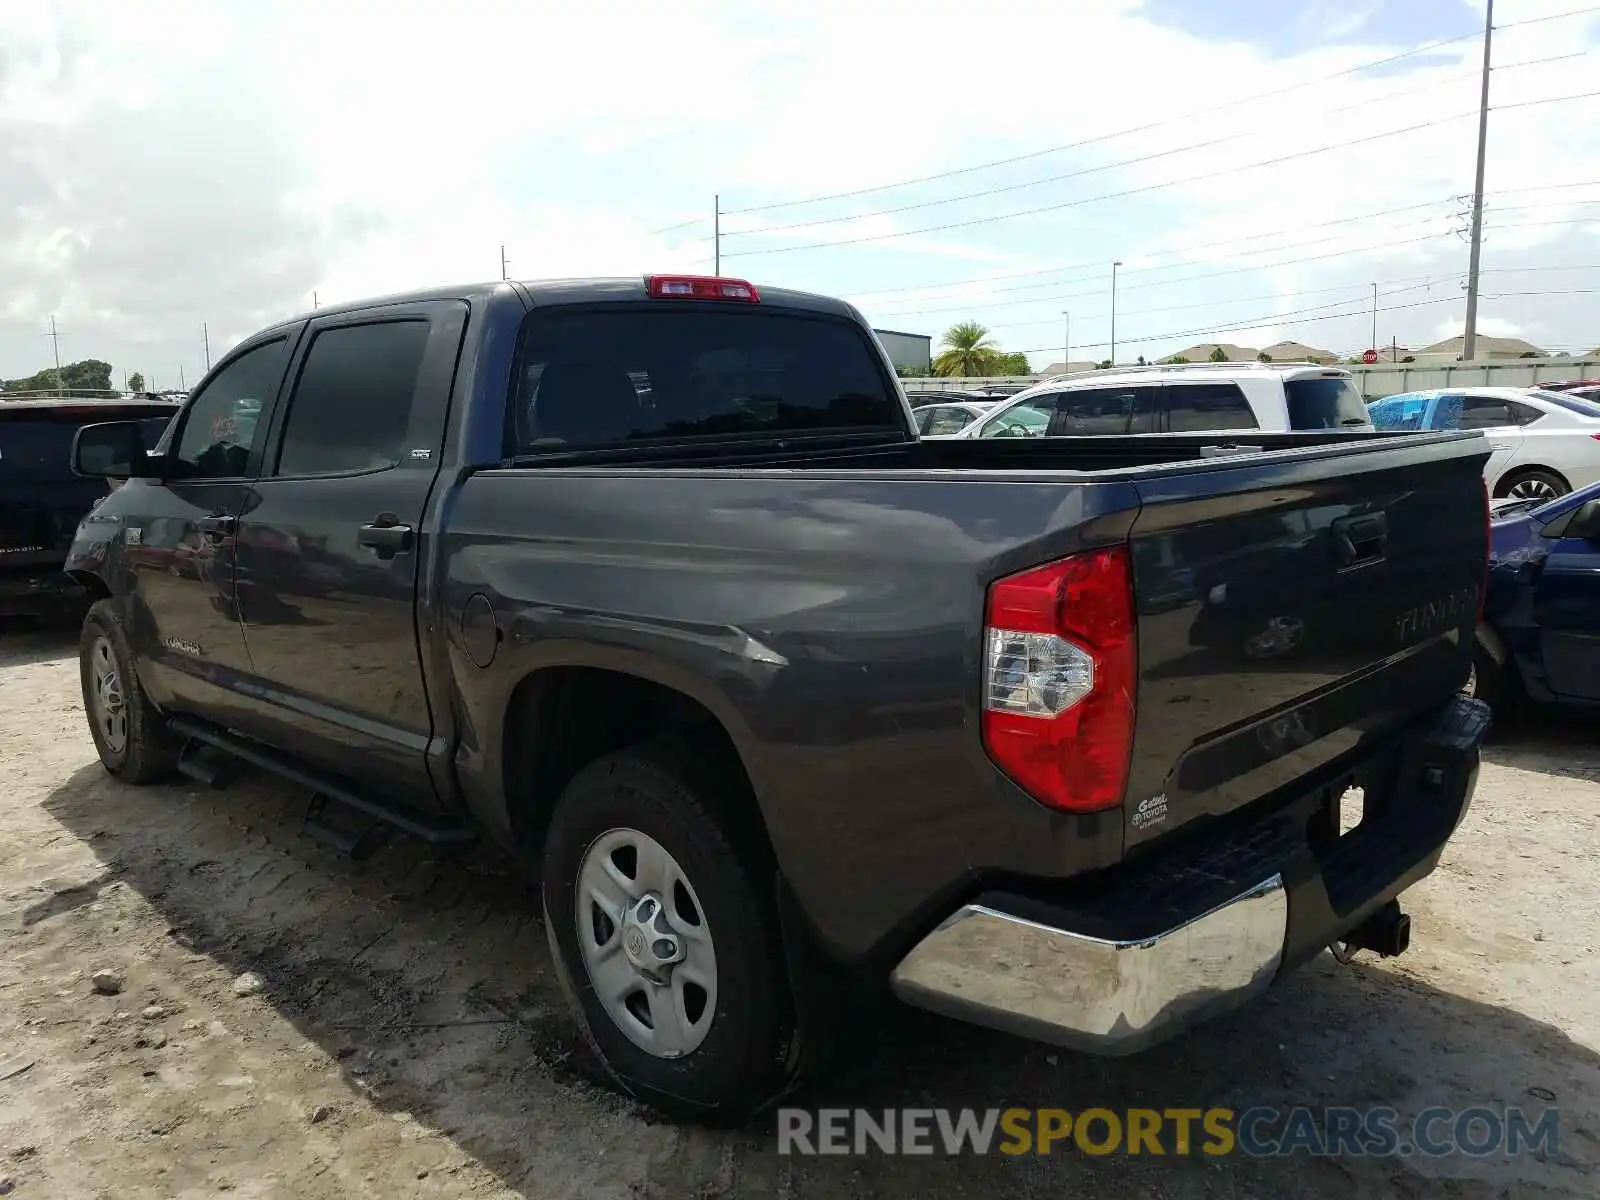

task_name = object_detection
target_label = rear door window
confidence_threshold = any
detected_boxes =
[1532,390,1600,418]
[1460,394,1529,429]
[1284,376,1370,429]
[924,406,977,436]
[1044,386,1160,435]
[511,308,900,452]
[1162,382,1257,432]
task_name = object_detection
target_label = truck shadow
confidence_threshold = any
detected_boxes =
[38,762,1598,1199]
[0,617,81,668]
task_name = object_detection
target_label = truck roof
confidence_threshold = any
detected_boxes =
[264,277,861,334]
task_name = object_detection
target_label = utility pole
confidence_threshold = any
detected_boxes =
[714,195,721,276]
[313,291,319,310]
[1062,310,1070,373]
[48,314,63,396]
[500,244,509,281]
[203,322,211,371]
[1371,282,1379,353]
[1110,261,1123,366]
[1463,0,1494,362]
[179,365,185,390]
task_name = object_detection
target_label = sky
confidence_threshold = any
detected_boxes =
[1,0,1598,387]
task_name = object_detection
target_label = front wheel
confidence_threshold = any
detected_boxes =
[79,600,180,783]
[539,742,800,1124]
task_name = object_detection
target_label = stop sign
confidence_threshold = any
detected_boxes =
[1362,349,1379,365]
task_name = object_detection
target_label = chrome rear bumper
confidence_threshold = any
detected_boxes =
[890,875,1287,1055]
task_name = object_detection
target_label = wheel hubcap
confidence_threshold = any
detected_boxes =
[1507,478,1559,500]
[88,636,128,754]
[575,827,716,1059]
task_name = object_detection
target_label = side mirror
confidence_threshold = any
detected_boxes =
[72,420,159,480]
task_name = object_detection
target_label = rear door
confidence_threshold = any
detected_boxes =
[1535,522,1600,702]
[228,301,465,805]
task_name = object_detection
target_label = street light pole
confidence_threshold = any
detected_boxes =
[1062,310,1070,374]
[1110,261,1123,366]
[1371,282,1378,354]
[1463,0,1494,362]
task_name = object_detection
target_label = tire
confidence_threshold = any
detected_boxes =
[1495,468,1569,502]
[79,599,181,783]
[1464,634,1515,729]
[540,740,800,1124]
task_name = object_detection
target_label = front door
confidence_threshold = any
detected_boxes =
[121,335,295,719]
[1535,525,1600,702]
[230,303,465,806]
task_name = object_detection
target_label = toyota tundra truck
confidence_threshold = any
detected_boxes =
[63,275,1491,1123]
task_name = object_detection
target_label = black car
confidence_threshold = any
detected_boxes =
[0,398,179,617]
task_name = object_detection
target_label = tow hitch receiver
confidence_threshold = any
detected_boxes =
[1330,899,1411,963]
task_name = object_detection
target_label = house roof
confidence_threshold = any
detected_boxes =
[1163,343,1260,363]
[1258,340,1338,363]
[1418,333,1546,357]
[1038,360,1103,375]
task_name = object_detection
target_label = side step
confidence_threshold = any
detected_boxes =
[167,717,477,852]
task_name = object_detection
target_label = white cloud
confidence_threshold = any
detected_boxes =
[3,0,1598,382]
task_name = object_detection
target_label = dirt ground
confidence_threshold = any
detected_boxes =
[0,621,1596,1199]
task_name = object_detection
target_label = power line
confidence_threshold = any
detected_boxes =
[719,55,1575,243]
[968,262,1600,337]
[871,200,1596,315]
[844,180,1600,300]
[720,91,1600,259]
[660,6,1599,228]
[717,29,1489,219]
[996,287,1600,358]
[869,212,1600,321]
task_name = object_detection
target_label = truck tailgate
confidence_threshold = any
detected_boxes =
[1122,434,1490,849]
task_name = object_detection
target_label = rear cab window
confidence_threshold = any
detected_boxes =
[1284,375,1370,429]
[509,307,903,453]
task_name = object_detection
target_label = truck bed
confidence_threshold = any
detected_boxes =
[451,427,1490,960]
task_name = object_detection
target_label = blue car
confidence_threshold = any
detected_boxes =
[1470,480,1600,715]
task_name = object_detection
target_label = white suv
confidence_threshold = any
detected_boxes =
[957,361,1374,439]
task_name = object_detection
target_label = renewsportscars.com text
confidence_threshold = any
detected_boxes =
[776,1106,1559,1158]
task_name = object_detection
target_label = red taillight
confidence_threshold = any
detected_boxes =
[981,546,1137,814]
[645,274,760,302]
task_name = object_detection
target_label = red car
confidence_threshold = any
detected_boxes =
[1538,379,1600,393]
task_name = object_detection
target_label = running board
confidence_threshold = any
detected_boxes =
[167,717,476,849]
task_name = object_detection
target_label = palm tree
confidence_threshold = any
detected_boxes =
[932,321,1002,377]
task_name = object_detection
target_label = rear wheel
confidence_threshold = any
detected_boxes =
[79,600,180,783]
[1496,468,1569,502]
[1464,635,1513,725]
[539,741,801,1123]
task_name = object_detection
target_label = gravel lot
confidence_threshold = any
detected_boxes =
[0,620,1596,1199]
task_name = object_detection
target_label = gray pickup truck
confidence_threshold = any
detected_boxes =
[65,275,1491,1123]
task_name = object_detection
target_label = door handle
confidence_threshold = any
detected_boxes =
[196,515,237,542]
[1332,512,1388,568]
[358,514,414,560]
